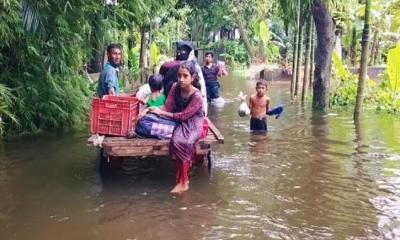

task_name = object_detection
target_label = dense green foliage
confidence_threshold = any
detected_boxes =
[330,52,400,113]
[211,41,249,68]
[0,84,18,135]
[337,0,400,66]
[0,0,179,136]
[0,0,99,135]
[180,0,276,63]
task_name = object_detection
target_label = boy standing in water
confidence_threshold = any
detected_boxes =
[249,80,270,132]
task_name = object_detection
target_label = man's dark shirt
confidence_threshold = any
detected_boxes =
[201,64,219,85]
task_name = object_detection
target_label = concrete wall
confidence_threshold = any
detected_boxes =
[260,66,386,81]
[260,68,293,81]
[349,66,386,80]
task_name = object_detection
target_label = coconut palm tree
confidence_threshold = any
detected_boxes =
[354,0,371,117]
[292,0,301,98]
[302,14,314,102]
[294,11,304,97]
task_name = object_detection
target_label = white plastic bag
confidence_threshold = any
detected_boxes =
[238,91,250,117]
[88,134,105,147]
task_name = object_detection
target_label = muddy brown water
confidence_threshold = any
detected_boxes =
[1,71,400,240]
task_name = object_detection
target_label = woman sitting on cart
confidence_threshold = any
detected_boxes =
[149,61,204,193]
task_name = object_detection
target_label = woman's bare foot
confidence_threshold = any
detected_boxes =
[170,181,190,193]
[171,183,185,193]
[181,181,189,192]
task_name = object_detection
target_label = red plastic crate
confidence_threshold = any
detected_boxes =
[102,95,137,104]
[90,96,139,136]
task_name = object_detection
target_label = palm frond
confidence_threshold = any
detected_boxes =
[0,84,19,130]
[20,0,43,34]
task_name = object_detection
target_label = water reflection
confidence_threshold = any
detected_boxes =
[357,115,400,239]
[248,133,268,153]
[94,156,219,240]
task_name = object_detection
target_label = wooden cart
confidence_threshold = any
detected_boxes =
[88,118,224,172]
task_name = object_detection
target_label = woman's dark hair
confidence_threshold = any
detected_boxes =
[178,61,201,90]
[148,74,164,91]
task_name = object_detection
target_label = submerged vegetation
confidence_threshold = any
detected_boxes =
[0,0,399,137]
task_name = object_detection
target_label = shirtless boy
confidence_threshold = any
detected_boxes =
[249,80,270,132]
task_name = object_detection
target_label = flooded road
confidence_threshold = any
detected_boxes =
[1,71,400,239]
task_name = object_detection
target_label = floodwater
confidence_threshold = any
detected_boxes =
[1,71,400,240]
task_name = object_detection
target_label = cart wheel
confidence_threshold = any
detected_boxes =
[207,149,213,177]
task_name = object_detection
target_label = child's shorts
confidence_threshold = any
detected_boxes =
[250,117,267,132]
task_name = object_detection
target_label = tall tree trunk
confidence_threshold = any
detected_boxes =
[139,25,148,83]
[312,1,335,112]
[190,22,194,42]
[89,13,104,73]
[139,25,148,69]
[260,44,266,63]
[354,112,364,154]
[291,0,301,98]
[349,26,357,66]
[302,14,313,102]
[373,36,381,65]
[284,19,289,37]
[309,21,315,91]
[295,14,304,96]
[127,37,133,69]
[354,0,371,118]
[369,30,378,65]
[167,30,171,55]
[201,25,206,42]
[291,32,298,98]
[235,14,254,62]
[283,19,289,68]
